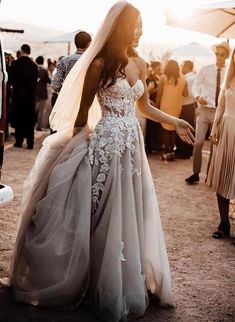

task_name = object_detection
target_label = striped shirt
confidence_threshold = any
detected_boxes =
[51,51,83,92]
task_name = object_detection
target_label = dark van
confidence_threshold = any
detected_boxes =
[0,34,14,206]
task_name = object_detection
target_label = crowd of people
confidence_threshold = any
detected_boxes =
[4,31,92,145]
[144,40,235,241]
[5,33,230,163]
[2,1,234,321]
[5,48,56,146]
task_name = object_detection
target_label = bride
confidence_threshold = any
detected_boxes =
[8,1,195,321]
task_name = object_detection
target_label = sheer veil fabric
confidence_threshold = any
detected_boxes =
[48,1,130,133]
[8,1,175,321]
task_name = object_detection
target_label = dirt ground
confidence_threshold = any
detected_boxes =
[0,133,234,322]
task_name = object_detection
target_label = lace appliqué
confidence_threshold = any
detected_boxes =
[120,241,127,262]
[88,78,144,213]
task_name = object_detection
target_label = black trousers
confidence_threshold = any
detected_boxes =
[175,102,196,157]
[11,97,36,147]
[15,123,34,146]
[162,128,176,154]
[145,119,164,152]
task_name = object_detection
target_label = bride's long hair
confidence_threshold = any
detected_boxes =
[97,4,140,88]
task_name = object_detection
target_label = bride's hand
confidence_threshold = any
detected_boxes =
[209,125,219,145]
[175,119,196,145]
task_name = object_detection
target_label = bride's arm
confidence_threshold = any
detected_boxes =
[135,56,195,144]
[209,89,225,144]
[74,58,104,130]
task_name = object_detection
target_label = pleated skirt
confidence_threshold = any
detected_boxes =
[207,115,235,199]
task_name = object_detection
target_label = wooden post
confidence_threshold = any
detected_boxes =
[67,41,71,55]
[0,130,4,180]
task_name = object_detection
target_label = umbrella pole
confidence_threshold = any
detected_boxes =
[67,41,71,55]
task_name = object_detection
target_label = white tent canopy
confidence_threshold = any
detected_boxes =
[45,29,83,43]
[45,29,83,54]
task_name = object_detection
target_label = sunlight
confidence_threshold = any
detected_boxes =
[166,7,194,22]
[163,0,198,21]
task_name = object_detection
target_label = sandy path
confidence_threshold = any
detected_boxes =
[0,134,234,322]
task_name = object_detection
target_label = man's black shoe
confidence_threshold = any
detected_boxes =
[175,154,191,159]
[185,173,199,184]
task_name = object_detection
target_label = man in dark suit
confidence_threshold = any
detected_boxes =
[145,61,163,153]
[35,56,51,131]
[9,44,38,149]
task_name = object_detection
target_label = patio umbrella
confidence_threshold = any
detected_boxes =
[172,42,213,57]
[165,1,235,39]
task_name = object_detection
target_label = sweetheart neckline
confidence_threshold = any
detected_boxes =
[121,78,143,89]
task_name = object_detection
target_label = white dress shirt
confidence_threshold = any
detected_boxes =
[192,64,226,108]
[182,71,196,106]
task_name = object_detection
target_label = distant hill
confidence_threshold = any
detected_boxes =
[0,21,65,41]
[0,21,73,59]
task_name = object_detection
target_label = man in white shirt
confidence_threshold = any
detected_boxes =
[175,60,196,159]
[185,42,230,184]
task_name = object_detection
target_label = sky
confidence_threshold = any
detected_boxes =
[0,0,232,46]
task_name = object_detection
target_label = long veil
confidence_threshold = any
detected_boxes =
[9,0,129,279]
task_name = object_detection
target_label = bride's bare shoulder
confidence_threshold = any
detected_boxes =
[86,57,105,80]
[133,56,146,71]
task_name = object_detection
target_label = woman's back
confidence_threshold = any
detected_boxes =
[160,75,186,130]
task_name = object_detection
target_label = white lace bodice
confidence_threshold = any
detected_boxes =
[88,78,144,213]
[97,78,144,117]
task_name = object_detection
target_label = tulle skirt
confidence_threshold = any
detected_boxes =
[9,125,174,321]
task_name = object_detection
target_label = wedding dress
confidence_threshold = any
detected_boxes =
[10,77,174,321]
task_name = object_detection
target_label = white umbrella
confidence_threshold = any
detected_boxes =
[165,1,235,39]
[172,42,213,57]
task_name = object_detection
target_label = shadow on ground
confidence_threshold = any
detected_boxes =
[0,287,177,322]
[0,287,100,322]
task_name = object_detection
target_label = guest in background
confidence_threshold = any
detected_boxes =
[146,61,162,103]
[16,50,21,59]
[175,60,196,159]
[185,42,230,184]
[9,44,38,149]
[145,61,163,153]
[206,49,235,241]
[47,61,56,79]
[51,31,91,95]
[49,57,63,106]
[4,52,15,140]
[157,59,188,161]
[35,56,51,131]
[40,57,65,130]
